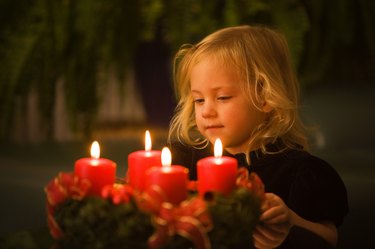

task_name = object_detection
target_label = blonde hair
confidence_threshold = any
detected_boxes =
[168,25,309,153]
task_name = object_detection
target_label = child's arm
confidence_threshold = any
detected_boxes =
[253,223,290,249]
[289,209,338,246]
[253,193,338,249]
[253,193,291,248]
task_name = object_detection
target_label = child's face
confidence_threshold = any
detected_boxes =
[190,58,268,154]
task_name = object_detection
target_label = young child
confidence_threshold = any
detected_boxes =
[168,25,349,248]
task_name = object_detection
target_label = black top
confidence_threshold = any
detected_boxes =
[170,141,349,249]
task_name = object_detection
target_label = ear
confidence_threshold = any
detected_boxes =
[261,101,273,113]
[255,74,273,113]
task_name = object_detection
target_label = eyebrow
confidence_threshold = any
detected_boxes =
[191,86,235,93]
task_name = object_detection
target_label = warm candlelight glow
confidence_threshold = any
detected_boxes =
[91,141,100,159]
[145,146,189,204]
[145,130,152,151]
[197,137,237,196]
[161,147,172,167]
[75,140,116,195]
[214,138,223,157]
[127,132,162,191]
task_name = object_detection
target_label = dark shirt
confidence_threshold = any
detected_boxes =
[170,141,349,249]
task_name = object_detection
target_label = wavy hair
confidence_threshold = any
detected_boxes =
[168,25,309,153]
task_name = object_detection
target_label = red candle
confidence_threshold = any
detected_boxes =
[145,147,189,205]
[74,141,116,196]
[127,130,162,191]
[197,138,238,196]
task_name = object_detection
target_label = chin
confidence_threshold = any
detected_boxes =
[205,137,219,146]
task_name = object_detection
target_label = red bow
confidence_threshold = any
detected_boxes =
[236,168,265,199]
[101,184,134,205]
[148,196,212,249]
[136,185,166,214]
[44,172,91,239]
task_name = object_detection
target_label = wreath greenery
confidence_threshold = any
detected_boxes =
[45,168,264,249]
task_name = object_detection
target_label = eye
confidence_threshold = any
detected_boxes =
[217,96,231,101]
[193,98,204,104]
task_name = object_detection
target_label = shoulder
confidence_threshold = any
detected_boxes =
[274,149,347,197]
[258,148,338,174]
[253,148,335,177]
[283,149,349,226]
[284,150,344,185]
[253,149,347,196]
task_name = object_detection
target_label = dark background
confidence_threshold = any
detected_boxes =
[0,0,374,248]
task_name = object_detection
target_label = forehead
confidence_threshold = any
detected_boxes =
[191,49,245,78]
[191,49,225,68]
[190,52,237,76]
[190,58,243,92]
[191,56,227,74]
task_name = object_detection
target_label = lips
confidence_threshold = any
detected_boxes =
[205,125,223,130]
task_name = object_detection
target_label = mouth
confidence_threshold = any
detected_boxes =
[205,125,224,131]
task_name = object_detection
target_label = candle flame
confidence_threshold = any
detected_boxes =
[161,147,172,167]
[91,141,100,159]
[214,138,223,158]
[145,130,152,151]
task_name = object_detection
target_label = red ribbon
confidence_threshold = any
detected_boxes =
[136,185,166,214]
[44,172,91,239]
[101,184,134,205]
[148,197,212,249]
[236,168,265,200]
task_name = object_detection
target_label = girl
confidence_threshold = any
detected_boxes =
[168,25,348,248]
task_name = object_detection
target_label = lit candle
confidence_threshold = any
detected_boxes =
[127,130,162,191]
[197,138,238,196]
[74,141,117,196]
[145,147,189,205]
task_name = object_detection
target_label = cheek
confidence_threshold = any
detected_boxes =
[194,112,208,137]
[227,104,260,127]
[194,112,204,129]
[241,109,267,130]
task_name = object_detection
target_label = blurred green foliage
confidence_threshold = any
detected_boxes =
[0,0,373,141]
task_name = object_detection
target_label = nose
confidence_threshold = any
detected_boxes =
[201,100,217,118]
